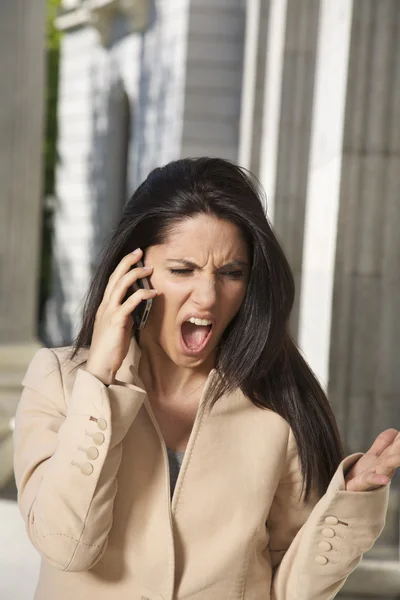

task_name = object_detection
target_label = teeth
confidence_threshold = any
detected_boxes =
[187,317,212,326]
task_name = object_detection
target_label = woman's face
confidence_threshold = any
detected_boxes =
[140,214,250,369]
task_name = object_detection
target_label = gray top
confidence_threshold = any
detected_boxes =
[167,447,185,498]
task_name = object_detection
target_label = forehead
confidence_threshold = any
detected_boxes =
[161,215,249,258]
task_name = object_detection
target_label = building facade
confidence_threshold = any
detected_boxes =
[47,1,400,596]
[46,0,246,343]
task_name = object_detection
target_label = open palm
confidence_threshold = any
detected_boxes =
[345,428,400,492]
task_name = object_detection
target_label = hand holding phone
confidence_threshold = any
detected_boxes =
[86,250,157,385]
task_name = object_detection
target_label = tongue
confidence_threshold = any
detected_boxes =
[181,322,211,349]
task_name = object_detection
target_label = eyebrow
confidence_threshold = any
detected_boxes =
[165,259,249,269]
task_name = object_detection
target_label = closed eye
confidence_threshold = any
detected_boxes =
[222,270,244,279]
[169,269,193,276]
[169,268,244,279]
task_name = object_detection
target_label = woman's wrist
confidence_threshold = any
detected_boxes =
[85,363,115,386]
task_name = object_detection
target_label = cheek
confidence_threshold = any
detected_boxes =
[223,284,247,318]
[148,275,187,322]
[150,271,178,292]
[150,271,193,300]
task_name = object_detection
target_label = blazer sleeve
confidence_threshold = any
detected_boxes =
[13,348,146,572]
[269,429,389,600]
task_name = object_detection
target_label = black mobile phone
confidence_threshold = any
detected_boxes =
[130,259,153,330]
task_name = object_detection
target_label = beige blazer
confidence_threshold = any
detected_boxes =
[13,340,388,600]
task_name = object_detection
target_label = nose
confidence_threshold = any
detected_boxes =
[191,275,217,310]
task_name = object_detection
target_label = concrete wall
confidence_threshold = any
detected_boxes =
[0,0,46,344]
[181,0,245,161]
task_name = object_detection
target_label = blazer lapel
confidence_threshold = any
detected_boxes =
[115,336,145,389]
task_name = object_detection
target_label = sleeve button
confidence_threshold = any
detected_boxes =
[80,462,94,476]
[92,432,105,445]
[318,541,332,552]
[86,447,99,460]
[314,555,328,565]
[322,527,335,538]
[325,516,339,525]
[97,418,107,431]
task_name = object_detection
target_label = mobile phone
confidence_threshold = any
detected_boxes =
[130,259,153,330]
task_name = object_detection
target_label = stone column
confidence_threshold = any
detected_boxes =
[258,0,288,220]
[297,2,400,595]
[329,2,400,576]
[258,0,320,336]
[297,0,354,388]
[329,0,400,456]
[0,0,46,347]
[0,0,46,486]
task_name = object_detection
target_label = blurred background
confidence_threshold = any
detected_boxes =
[0,0,399,598]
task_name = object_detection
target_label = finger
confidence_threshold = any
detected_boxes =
[103,249,143,304]
[104,249,144,303]
[377,431,400,461]
[367,429,398,458]
[108,266,154,308]
[365,472,391,489]
[386,431,400,456]
[375,454,400,476]
[120,288,158,316]
[347,471,390,492]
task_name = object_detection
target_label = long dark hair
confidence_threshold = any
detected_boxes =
[72,157,343,501]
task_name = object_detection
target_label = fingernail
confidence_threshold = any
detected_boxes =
[132,248,141,254]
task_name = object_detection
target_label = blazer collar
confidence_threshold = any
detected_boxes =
[115,336,144,387]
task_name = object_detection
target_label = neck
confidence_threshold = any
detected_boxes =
[137,336,215,403]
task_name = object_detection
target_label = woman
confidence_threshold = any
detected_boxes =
[14,158,398,600]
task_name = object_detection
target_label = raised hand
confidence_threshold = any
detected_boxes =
[86,248,158,385]
[345,428,400,492]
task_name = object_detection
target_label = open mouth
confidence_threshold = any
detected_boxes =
[180,320,213,354]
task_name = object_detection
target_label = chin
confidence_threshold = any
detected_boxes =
[168,350,208,369]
